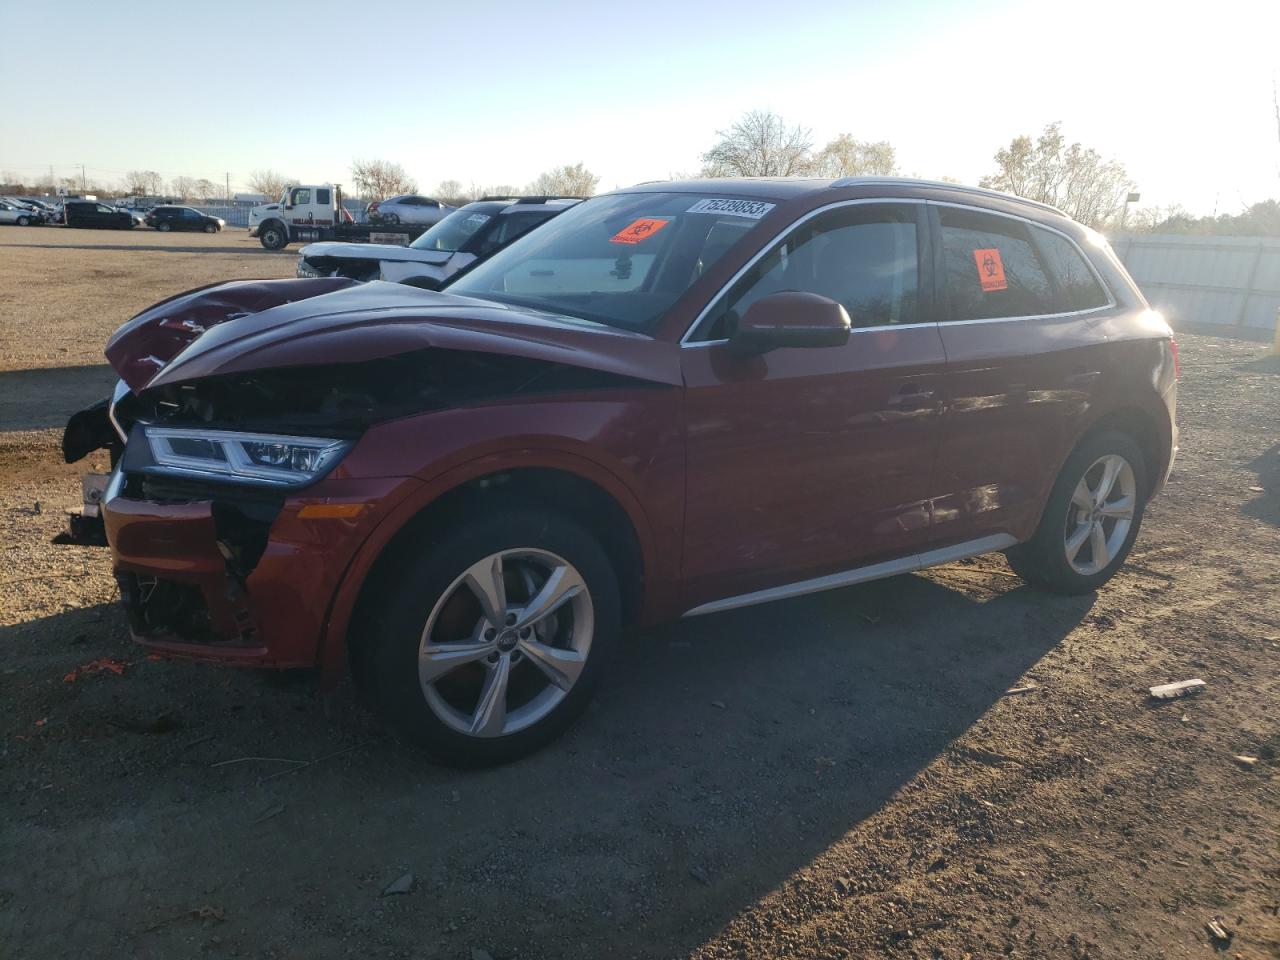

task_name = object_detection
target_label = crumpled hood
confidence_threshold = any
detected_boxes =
[105,278,680,392]
[299,241,451,265]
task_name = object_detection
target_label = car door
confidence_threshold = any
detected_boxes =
[181,208,204,231]
[927,203,1115,546]
[680,201,947,609]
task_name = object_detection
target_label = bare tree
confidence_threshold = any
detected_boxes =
[350,158,417,200]
[194,178,219,203]
[811,134,897,178]
[169,176,198,200]
[701,110,813,177]
[978,123,1132,229]
[123,170,163,196]
[525,163,599,197]
[434,179,468,205]
[247,169,296,201]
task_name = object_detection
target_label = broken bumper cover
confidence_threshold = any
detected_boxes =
[102,468,418,668]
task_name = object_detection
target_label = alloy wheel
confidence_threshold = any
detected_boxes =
[1063,454,1136,575]
[418,549,593,738]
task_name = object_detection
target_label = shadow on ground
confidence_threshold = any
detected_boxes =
[1,571,1094,958]
[0,242,285,255]
[0,364,117,432]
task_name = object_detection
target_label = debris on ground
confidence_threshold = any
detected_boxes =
[1148,679,1206,699]
[1231,754,1259,769]
[63,658,128,683]
[383,872,414,896]
[1204,916,1233,945]
[1004,684,1039,696]
[710,699,726,709]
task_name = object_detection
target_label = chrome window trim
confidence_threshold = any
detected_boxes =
[679,197,1116,346]
[679,197,925,345]
[682,533,1018,617]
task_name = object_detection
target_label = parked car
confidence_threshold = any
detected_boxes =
[297,197,581,288]
[16,198,58,219]
[367,194,454,226]
[64,200,136,229]
[63,177,1177,766]
[145,206,226,233]
[0,199,43,225]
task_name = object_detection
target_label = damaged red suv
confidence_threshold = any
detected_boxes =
[64,178,1177,765]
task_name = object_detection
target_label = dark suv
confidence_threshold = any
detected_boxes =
[66,177,1177,765]
[145,206,225,233]
[64,200,137,229]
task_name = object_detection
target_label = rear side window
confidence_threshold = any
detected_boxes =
[938,208,1052,320]
[1032,226,1110,312]
[316,188,331,205]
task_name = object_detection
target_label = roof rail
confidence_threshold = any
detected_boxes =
[475,195,585,203]
[829,176,1068,217]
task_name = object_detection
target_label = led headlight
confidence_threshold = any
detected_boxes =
[143,426,351,486]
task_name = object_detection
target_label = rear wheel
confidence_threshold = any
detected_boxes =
[386,213,401,225]
[157,222,171,232]
[1006,430,1148,594]
[356,510,619,767]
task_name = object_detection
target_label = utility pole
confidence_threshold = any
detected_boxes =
[80,164,86,192]
[225,172,230,210]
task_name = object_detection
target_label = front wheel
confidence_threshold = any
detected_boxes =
[204,223,218,233]
[356,510,620,767]
[258,222,287,250]
[16,215,29,226]
[1006,430,1148,594]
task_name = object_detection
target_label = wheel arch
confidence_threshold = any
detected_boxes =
[319,457,658,684]
[1074,404,1170,499]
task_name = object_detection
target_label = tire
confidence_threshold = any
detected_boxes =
[157,222,171,232]
[16,216,29,226]
[386,213,400,225]
[258,221,287,250]
[204,223,218,233]
[356,509,620,767]
[1005,430,1148,594]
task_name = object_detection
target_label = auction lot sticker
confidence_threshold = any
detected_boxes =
[686,198,776,219]
[610,218,671,244]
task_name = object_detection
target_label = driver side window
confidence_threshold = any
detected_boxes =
[698,203,920,340]
[291,188,311,206]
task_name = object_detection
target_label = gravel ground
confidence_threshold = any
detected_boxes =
[1,227,1277,959]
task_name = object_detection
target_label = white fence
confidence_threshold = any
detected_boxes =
[1109,234,1280,337]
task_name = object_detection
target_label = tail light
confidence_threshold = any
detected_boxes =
[368,201,380,212]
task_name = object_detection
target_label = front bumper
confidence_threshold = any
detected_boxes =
[102,467,419,668]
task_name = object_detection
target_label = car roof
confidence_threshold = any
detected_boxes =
[612,176,1068,219]
[458,198,583,216]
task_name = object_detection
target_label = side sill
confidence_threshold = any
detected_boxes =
[682,534,1018,618]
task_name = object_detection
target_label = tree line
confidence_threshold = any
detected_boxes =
[4,110,1275,235]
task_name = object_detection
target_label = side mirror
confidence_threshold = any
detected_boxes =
[729,291,851,355]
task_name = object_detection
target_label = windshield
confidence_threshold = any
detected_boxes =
[446,192,771,332]
[410,207,493,252]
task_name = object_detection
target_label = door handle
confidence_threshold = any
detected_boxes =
[887,385,936,410]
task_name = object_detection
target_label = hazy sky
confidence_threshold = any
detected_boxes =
[4,0,1277,214]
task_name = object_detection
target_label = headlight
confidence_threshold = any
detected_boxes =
[142,426,351,486]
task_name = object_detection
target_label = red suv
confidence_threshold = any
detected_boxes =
[67,177,1178,765]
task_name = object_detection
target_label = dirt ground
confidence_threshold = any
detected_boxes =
[1,226,1277,960]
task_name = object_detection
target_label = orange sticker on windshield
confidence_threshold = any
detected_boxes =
[610,217,670,245]
[974,248,1008,292]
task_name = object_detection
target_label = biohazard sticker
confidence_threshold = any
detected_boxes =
[973,248,1008,292]
[686,198,775,219]
[610,217,670,244]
